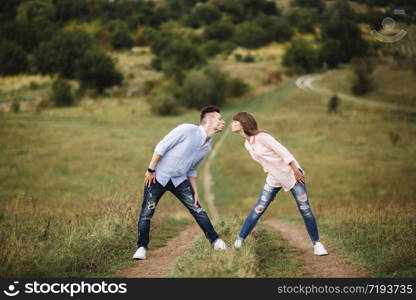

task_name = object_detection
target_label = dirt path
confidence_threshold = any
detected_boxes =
[116,225,200,278]
[296,72,416,113]
[264,219,367,278]
[201,124,231,222]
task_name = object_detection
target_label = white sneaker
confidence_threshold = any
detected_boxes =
[132,247,147,260]
[234,238,243,249]
[213,238,227,250]
[314,242,328,256]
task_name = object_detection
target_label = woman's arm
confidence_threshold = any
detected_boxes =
[289,161,305,185]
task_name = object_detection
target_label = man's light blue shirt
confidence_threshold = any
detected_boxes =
[154,124,212,187]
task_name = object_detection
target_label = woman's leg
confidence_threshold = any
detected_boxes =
[237,182,281,240]
[290,183,320,244]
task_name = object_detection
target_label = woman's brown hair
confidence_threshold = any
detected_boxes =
[233,112,267,136]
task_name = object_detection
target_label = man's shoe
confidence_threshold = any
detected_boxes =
[314,242,328,256]
[133,247,147,260]
[234,238,243,249]
[213,238,227,250]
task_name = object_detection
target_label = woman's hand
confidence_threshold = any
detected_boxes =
[144,171,156,187]
[293,169,305,185]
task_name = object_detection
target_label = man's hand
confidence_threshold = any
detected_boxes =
[144,171,156,187]
[193,192,201,207]
[293,169,305,185]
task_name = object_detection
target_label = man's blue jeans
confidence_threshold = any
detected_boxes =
[137,179,219,248]
[238,181,321,244]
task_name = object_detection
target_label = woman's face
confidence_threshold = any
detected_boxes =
[231,120,243,133]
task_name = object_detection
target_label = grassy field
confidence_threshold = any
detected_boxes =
[317,65,416,107]
[1,43,415,277]
[0,96,199,277]
[207,78,416,277]
[169,217,305,278]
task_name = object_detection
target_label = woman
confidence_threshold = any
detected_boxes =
[231,112,328,255]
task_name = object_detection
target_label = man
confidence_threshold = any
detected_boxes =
[133,105,228,260]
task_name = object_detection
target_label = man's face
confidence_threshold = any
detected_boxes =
[208,112,225,132]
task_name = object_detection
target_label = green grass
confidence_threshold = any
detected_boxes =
[317,66,416,107]
[1,50,415,278]
[169,216,305,277]
[0,190,192,277]
[209,79,416,277]
[0,96,201,277]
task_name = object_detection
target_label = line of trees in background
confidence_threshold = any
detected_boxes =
[1,0,415,111]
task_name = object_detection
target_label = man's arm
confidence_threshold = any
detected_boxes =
[188,176,201,206]
[144,153,162,187]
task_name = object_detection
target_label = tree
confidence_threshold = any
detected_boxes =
[324,0,357,21]
[283,39,321,73]
[33,30,95,78]
[193,3,221,25]
[233,22,268,49]
[151,35,206,79]
[288,7,319,34]
[254,15,293,43]
[17,0,55,23]
[321,19,369,63]
[53,0,89,22]
[293,0,325,14]
[75,50,123,93]
[0,40,29,75]
[33,30,123,93]
[319,39,343,68]
[203,19,234,41]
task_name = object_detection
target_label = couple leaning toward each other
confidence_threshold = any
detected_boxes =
[133,105,328,260]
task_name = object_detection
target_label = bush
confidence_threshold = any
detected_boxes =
[328,94,340,113]
[389,131,400,146]
[111,29,134,50]
[11,99,20,113]
[0,40,29,75]
[235,53,255,63]
[202,40,222,57]
[283,39,321,73]
[226,77,250,98]
[180,65,227,109]
[147,81,181,116]
[134,26,158,46]
[51,79,74,107]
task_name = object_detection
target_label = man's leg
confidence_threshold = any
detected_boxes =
[169,180,219,243]
[137,180,166,249]
[238,182,280,240]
